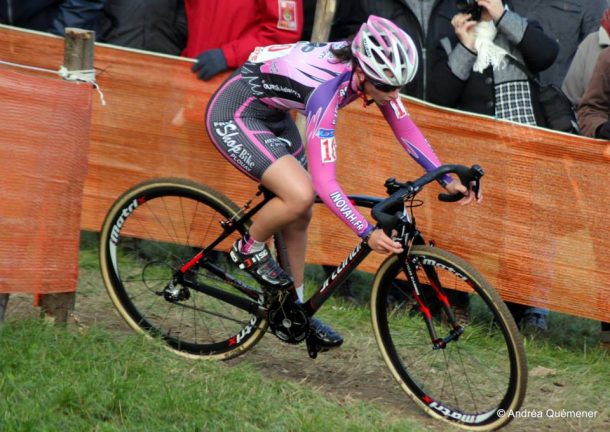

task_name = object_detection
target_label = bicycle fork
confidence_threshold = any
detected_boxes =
[400,255,464,349]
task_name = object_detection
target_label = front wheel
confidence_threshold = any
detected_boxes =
[371,245,527,431]
[99,178,268,360]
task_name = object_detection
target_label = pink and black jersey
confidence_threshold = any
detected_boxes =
[206,42,448,238]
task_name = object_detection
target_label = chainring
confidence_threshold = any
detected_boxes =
[267,298,310,344]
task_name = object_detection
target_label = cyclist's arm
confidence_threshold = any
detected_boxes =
[379,98,453,185]
[305,84,373,238]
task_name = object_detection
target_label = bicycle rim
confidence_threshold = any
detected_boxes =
[371,246,526,431]
[99,178,267,360]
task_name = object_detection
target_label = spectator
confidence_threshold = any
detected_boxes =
[99,0,187,55]
[183,0,304,81]
[578,44,610,348]
[429,0,558,127]
[562,8,610,107]
[0,0,105,37]
[429,0,559,333]
[576,47,610,139]
[329,0,459,101]
[511,0,607,87]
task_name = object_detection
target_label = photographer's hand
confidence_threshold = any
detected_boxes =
[477,0,505,22]
[451,13,477,51]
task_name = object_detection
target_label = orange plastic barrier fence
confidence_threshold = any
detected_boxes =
[0,67,92,294]
[0,25,608,322]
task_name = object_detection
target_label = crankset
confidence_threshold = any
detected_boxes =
[267,297,310,344]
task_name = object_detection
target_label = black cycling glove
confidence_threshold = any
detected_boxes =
[191,49,228,80]
[595,119,610,140]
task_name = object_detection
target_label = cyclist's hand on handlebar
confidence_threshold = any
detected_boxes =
[367,229,404,255]
[444,180,483,205]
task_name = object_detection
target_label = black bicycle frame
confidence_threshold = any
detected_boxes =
[176,189,461,342]
[176,191,382,318]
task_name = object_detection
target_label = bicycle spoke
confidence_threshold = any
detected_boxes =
[100,179,268,359]
[372,248,526,429]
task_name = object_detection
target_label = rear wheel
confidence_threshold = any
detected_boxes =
[99,178,267,360]
[371,245,527,430]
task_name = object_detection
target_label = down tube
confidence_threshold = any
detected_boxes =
[305,242,372,315]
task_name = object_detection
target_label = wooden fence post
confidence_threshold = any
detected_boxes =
[38,28,94,325]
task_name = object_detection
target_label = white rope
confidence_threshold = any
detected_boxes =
[58,66,106,106]
[0,59,106,106]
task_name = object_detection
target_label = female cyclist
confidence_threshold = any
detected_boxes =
[205,15,481,349]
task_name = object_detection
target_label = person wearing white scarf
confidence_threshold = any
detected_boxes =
[429,0,560,334]
[450,0,508,70]
[430,0,558,126]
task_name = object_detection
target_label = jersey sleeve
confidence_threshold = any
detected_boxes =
[304,82,373,238]
[379,98,452,185]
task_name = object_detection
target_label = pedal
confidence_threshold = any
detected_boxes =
[306,337,319,359]
[305,336,330,360]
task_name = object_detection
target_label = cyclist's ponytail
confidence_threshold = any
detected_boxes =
[329,37,355,63]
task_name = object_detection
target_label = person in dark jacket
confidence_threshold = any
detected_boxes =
[429,0,558,128]
[511,0,606,87]
[99,0,187,55]
[0,0,104,37]
[429,0,559,333]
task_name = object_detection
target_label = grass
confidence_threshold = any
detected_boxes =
[0,320,426,432]
[1,231,608,431]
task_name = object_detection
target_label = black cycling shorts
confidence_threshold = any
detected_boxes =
[205,71,307,181]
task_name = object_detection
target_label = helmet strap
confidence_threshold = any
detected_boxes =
[360,92,374,108]
[352,67,373,107]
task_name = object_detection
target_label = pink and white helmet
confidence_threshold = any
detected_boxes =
[351,15,419,86]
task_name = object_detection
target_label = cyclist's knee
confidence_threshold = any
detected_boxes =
[292,188,316,218]
[281,186,315,219]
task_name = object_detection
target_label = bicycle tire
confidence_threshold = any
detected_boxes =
[371,245,527,431]
[99,178,268,360]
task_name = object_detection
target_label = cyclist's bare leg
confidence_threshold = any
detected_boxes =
[248,155,314,287]
[278,208,312,288]
[247,156,343,348]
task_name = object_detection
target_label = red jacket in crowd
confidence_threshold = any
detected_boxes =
[182,0,304,68]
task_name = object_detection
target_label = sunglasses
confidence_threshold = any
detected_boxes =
[368,79,401,93]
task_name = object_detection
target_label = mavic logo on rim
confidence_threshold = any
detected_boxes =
[421,258,468,281]
[428,400,496,424]
[110,199,140,245]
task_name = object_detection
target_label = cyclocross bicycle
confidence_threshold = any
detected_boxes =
[99,164,527,430]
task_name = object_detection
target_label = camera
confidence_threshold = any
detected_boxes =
[456,0,483,21]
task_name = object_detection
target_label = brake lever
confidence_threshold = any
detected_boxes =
[438,165,484,203]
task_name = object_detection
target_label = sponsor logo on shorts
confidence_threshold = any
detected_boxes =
[264,137,291,148]
[214,121,255,170]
